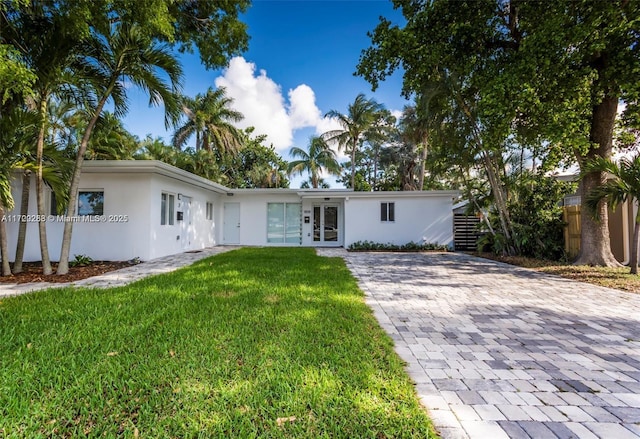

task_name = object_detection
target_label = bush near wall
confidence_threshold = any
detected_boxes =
[348,241,449,252]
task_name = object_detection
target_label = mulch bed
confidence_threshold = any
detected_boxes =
[0,261,131,284]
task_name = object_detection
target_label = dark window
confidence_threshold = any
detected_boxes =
[381,202,395,222]
[78,191,104,216]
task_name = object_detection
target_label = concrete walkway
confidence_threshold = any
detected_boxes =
[318,249,640,439]
[0,246,236,298]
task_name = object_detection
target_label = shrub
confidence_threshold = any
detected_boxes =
[348,240,448,252]
[69,254,93,267]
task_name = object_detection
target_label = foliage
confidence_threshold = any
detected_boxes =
[69,254,93,267]
[478,174,576,260]
[323,94,389,190]
[582,154,640,274]
[138,130,289,189]
[0,44,35,103]
[357,0,640,265]
[0,248,437,438]
[1,0,250,69]
[214,130,289,188]
[348,240,449,252]
[172,87,244,154]
[288,136,340,188]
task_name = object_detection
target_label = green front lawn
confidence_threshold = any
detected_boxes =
[0,248,436,438]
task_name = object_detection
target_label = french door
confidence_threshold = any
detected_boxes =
[313,204,340,245]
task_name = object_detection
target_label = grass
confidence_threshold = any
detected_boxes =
[0,248,437,438]
[476,253,640,293]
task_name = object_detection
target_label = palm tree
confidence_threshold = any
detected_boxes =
[288,136,340,189]
[3,11,83,274]
[85,112,139,160]
[57,23,183,275]
[0,108,35,275]
[172,87,244,155]
[584,154,640,274]
[300,178,330,189]
[323,94,386,190]
[398,87,446,190]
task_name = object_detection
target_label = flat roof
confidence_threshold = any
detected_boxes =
[81,160,459,198]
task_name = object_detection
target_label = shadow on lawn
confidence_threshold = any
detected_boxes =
[0,247,435,438]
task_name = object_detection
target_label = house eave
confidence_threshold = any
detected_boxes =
[81,160,230,194]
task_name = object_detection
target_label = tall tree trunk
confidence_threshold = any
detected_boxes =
[57,96,109,275]
[0,203,12,276]
[13,170,31,273]
[574,94,620,266]
[350,137,357,190]
[36,100,52,275]
[452,84,515,254]
[630,215,639,275]
[418,136,429,190]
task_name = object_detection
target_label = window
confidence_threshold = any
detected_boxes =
[267,203,301,244]
[50,191,58,216]
[381,202,395,222]
[161,192,175,225]
[78,191,104,216]
[206,202,213,220]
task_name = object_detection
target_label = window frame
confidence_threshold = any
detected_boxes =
[161,192,175,225]
[77,190,105,216]
[381,202,395,223]
[267,202,302,244]
[206,202,213,221]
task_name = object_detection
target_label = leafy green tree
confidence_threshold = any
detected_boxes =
[323,94,386,190]
[57,23,183,275]
[85,113,139,160]
[0,44,35,104]
[288,136,340,189]
[2,8,83,274]
[0,107,34,275]
[300,178,330,189]
[358,0,640,265]
[220,131,289,188]
[136,136,181,165]
[173,87,244,154]
[584,155,640,274]
[480,173,575,260]
[3,0,250,70]
[398,88,447,190]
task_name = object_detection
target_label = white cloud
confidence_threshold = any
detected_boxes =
[214,56,340,154]
[288,85,321,129]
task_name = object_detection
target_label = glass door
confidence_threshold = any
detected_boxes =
[313,204,339,244]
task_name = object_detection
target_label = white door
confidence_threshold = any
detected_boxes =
[223,203,240,244]
[180,196,192,250]
[313,204,341,246]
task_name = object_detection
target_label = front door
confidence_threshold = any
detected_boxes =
[180,196,192,250]
[313,204,340,245]
[223,202,240,244]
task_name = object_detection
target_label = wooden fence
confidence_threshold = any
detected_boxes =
[563,205,581,259]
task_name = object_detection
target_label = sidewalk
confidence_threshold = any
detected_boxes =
[0,246,236,298]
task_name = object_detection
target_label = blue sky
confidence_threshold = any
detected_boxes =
[122,0,409,187]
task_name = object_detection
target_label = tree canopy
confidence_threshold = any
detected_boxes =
[357,0,640,265]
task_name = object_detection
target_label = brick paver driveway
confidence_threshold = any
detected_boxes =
[333,250,640,439]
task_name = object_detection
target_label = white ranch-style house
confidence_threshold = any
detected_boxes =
[6,160,458,262]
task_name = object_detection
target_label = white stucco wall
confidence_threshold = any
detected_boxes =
[6,172,153,261]
[6,168,222,262]
[343,195,454,247]
[147,174,220,260]
[230,192,302,246]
